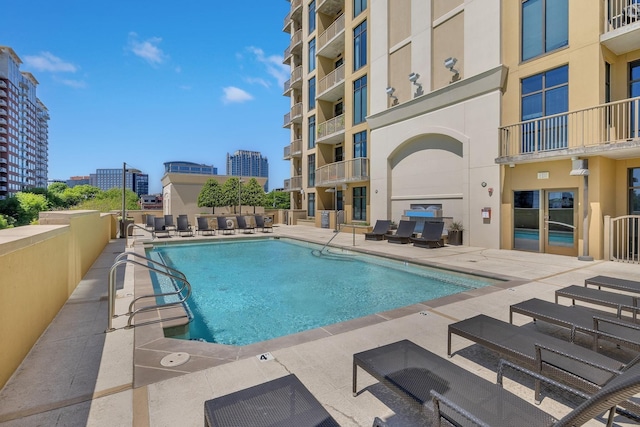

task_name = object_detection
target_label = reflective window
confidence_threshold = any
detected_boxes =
[354,0,366,17]
[308,116,316,149]
[353,186,366,220]
[308,77,316,110]
[309,1,316,33]
[309,38,316,71]
[353,20,367,71]
[353,131,367,158]
[353,75,367,124]
[522,0,568,61]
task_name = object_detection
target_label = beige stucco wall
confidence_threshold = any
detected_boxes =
[0,210,112,389]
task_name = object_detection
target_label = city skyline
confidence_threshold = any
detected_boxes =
[1,2,292,193]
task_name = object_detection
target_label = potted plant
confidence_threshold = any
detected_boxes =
[389,220,398,230]
[448,221,464,246]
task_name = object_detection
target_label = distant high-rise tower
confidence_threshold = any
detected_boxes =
[90,168,149,196]
[0,46,50,199]
[226,150,269,190]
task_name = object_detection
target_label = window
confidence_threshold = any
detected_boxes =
[353,186,366,220]
[522,0,568,61]
[308,154,315,187]
[353,131,367,157]
[629,168,640,214]
[631,60,640,137]
[308,77,316,110]
[354,0,367,17]
[353,20,367,71]
[335,146,343,162]
[307,193,316,217]
[353,75,367,124]
[308,116,316,149]
[605,62,611,104]
[521,65,568,152]
[308,38,316,72]
[309,1,316,33]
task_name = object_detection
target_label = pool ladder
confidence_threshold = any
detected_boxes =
[106,252,192,332]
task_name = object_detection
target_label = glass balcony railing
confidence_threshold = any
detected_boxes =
[317,114,345,143]
[315,158,369,186]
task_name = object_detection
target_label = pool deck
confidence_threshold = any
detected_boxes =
[1,224,640,426]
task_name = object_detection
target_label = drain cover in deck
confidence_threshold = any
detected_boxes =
[160,352,190,367]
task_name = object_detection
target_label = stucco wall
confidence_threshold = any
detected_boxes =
[0,210,111,389]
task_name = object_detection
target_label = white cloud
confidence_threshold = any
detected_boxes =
[58,78,87,89]
[23,52,77,73]
[222,86,253,104]
[126,32,168,66]
[246,46,290,87]
[245,77,270,89]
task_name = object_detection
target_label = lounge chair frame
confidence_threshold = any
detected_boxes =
[410,221,444,248]
[364,220,392,241]
[254,215,273,233]
[386,220,416,244]
[152,217,171,238]
[176,215,194,237]
[236,215,255,234]
[204,374,339,427]
[556,285,639,321]
[196,217,216,236]
[216,216,235,235]
[585,275,640,294]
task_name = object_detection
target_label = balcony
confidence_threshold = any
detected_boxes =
[0,109,6,116]
[0,81,6,88]
[287,29,303,58]
[284,66,303,97]
[0,177,6,182]
[0,90,6,98]
[0,146,5,152]
[0,186,6,192]
[283,102,303,128]
[0,100,6,107]
[0,128,6,134]
[0,168,6,173]
[317,64,345,102]
[318,0,344,15]
[602,0,640,54]
[284,138,302,159]
[284,175,303,192]
[0,137,6,143]
[0,159,6,164]
[317,14,345,59]
[497,97,640,163]
[317,114,345,144]
[0,118,6,126]
[315,158,369,187]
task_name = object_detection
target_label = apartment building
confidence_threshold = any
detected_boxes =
[282,0,370,228]
[90,168,149,196]
[0,46,50,199]
[164,161,218,175]
[498,0,640,260]
[226,150,269,190]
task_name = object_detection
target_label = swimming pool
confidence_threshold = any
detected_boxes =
[147,238,500,346]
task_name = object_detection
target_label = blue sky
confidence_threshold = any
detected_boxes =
[2,1,292,193]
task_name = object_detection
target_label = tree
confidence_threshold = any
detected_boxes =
[264,191,290,209]
[243,178,266,213]
[15,192,48,224]
[197,179,224,213]
[75,188,139,212]
[0,214,13,229]
[47,182,68,194]
[62,185,101,207]
[221,177,242,214]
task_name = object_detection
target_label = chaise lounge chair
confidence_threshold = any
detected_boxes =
[196,216,216,236]
[152,217,171,238]
[510,298,640,351]
[355,339,640,427]
[364,220,392,241]
[204,374,340,427]
[144,214,155,231]
[386,220,416,244]
[585,275,640,294]
[410,221,444,248]
[555,285,639,320]
[216,216,236,235]
[164,214,177,234]
[176,215,194,237]
[447,314,640,416]
[236,215,255,233]
[254,215,273,232]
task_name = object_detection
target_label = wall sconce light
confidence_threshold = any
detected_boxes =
[481,181,487,188]
[444,57,460,80]
[385,86,398,104]
[408,72,423,97]
[488,187,494,197]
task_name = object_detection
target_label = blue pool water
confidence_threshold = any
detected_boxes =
[147,238,499,345]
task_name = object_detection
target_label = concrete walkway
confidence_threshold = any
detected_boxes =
[1,225,640,426]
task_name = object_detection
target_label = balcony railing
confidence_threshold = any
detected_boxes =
[317,64,345,101]
[602,0,640,54]
[317,114,345,143]
[315,158,369,186]
[289,29,303,53]
[317,14,345,58]
[290,65,303,88]
[283,138,301,160]
[284,175,303,192]
[498,97,640,161]
[0,109,6,116]
[0,90,6,98]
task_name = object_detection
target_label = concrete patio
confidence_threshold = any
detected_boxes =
[1,224,639,426]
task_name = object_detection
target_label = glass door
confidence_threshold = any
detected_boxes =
[544,189,578,256]
[514,190,540,251]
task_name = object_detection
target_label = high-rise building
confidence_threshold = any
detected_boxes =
[226,150,269,190]
[90,168,149,196]
[164,161,217,175]
[66,176,91,188]
[0,46,50,199]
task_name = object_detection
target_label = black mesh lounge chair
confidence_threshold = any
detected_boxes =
[410,221,444,248]
[196,217,216,236]
[176,215,194,237]
[355,340,640,427]
[144,214,155,231]
[152,217,171,238]
[364,220,391,241]
[204,374,340,427]
[510,298,640,352]
[216,216,235,235]
[255,215,273,232]
[163,215,176,234]
[386,220,416,244]
[556,285,639,320]
[236,215,255,233]
[447,314,640,416]
[585,275,640,294]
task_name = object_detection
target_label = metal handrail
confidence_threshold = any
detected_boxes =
[125,222,152,248]
[106,252,191,332]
